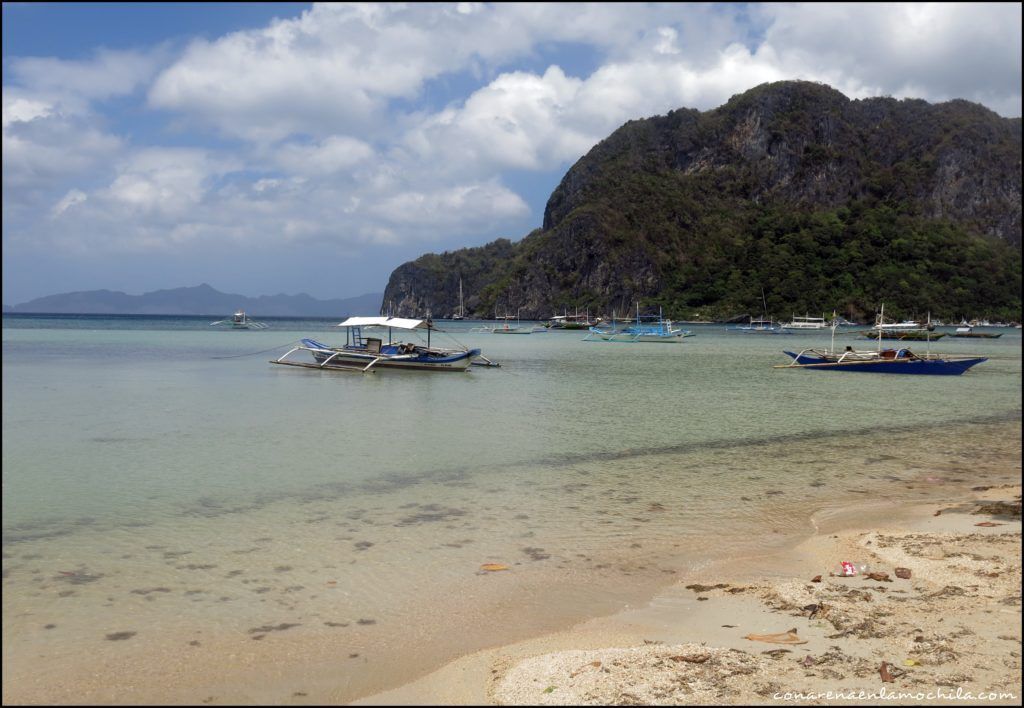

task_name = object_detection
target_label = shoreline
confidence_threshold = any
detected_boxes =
[354,485,1022,706]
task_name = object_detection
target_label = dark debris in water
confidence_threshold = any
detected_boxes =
[248,622,300,634]
[106,631,137,641]
[56,570,104,585]
[395,505,468,526]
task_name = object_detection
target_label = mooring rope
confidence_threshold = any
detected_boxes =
[211,340,303,359]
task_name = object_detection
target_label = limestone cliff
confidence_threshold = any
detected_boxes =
[384,81,1021,321]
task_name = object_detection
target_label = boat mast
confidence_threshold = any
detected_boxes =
[830,310,837,352]
[926,311,932,357]
[877,304,884,353]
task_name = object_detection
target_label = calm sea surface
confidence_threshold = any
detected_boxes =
[3,314,1021,703]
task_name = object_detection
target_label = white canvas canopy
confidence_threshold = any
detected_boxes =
[336,316,428,330]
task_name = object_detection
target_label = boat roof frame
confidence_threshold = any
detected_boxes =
[336,316,430,330]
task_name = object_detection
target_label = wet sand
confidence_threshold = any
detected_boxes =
[356,485,1022,706]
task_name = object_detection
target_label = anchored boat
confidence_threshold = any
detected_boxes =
[951,325,1003,339]
[272,316,496,372]
[210,311,268,330]
[776,308,986,375]
[584,305,692,343]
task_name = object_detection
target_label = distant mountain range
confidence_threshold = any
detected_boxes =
[3,283,383,317]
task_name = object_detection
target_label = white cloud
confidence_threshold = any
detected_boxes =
[369,181,529,229]
[754,3,1022,113]
[653,27,681,56]
[2,93,123,188]
[51,189,87,217]
[145,3,751,142]
[2,95,53,128]
[403,66,591,173]
[273,136,375,176]
[10,47,166,104]
[101,148,238,216]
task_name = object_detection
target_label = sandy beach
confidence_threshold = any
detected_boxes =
[356,484,1022,706]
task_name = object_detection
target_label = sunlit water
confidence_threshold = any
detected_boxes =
[3,315,1021,703]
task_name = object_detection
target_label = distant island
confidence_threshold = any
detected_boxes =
[3,283,383,317]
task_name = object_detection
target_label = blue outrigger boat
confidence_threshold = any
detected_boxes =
[779,348,987,375]
[584,305,692,343]
[272,316,496,372]
[776,307,987,375]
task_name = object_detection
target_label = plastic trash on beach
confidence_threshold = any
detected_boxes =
[833,561,871,576]
[742,628,808,645]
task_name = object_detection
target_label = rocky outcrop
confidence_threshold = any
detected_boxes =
[383,81,1021,321]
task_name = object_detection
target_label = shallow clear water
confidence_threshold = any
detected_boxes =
[2,314,1021,702]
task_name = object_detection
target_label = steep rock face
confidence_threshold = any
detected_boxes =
[382,238,518,318]
[383,81,1021,320]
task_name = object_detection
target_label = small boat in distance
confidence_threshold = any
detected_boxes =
[272,316,496,372]
[210,310,268,329]
[951,326,1002,339]
[490,308,533,334]
[584,305,692,343]
[544,308,600,330]
[729,317,790,334]
[780,314,828,331]
[728,290,789,334]
[855,313,946,341]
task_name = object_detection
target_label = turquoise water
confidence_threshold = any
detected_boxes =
[2,314,1021,703]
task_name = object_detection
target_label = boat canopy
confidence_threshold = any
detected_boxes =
[336,316,429,330]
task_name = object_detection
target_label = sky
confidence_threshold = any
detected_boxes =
[2,2,1021,305]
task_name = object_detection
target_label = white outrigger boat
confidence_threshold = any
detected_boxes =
[272,316,497,373]
[210,310,268,329]
[780,314,828,331]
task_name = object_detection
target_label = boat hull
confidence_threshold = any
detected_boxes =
[728,327,791,335]
[298,341,481,371]
[782,351,987,375]
[593,332,685,342]
[858,331,946,341]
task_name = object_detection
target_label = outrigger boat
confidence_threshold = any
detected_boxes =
[584,305,692,343]
[728,316,790,335]
[854,313,945,341]
[544,308,600,330]
[272,316,497,373]
[951,325,1002,339]
[780,314,828,331]
[210,310,268,329]
[776,308,987,375]
[729,288,791,334]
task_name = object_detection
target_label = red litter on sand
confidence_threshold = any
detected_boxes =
[840,561,857,576]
